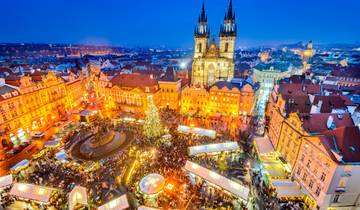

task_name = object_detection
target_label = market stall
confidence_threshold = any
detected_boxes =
[97,194,129,210]
[0,174,12,189]
[68,186,88,210]
[188,142,240,156]
[10,183,57,204]
[177,125,216,139]
[10,159,29,171]
[184,161,249,201]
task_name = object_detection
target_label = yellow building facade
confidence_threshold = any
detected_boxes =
[0,72,87,148]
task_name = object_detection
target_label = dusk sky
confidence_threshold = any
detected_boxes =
[1,0,360,48]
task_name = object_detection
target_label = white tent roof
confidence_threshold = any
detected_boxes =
[56,150,67,162]
[10,183,56,203]
[271,180,305,197]
[68,186,88,210]
[138,206,160,210]
[188,142,240,156]
[0,174,13,188]
[184,161,249,201]
[97,194,129,210]
[254,136,274,155]
[177,125,216,139]
[10,159,29,171]
[139,174,165,195]
[45,138,62,148]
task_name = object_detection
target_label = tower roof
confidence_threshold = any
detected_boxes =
[199,0,207,22]
[220,0,236,36]
[224,0,235,21]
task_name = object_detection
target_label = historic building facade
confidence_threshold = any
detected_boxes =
[191,0,236,86]
[0,71,86,148]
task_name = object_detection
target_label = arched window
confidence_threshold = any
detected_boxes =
[198,43,202,53]
[225,43,229,52]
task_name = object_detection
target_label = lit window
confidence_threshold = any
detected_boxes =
[315,187,321,197]
[320,172,326,182]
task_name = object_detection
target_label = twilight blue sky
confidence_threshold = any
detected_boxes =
[1,0,360,48]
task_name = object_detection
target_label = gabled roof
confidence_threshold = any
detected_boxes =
[283,95,312,114]
[320,126,360,163]
[313,95,354,113]
[211,81,242,92]
[300,113,354,134]
[0,84,20,101]
[110,73,159,93]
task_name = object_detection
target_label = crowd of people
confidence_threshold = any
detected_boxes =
[2,108,260,209]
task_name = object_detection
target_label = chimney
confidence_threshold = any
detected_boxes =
[327,115,336,130]
[308,94,315,104]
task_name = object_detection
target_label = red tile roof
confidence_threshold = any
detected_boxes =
[313,95,353,113]
[110,73,159,93]
[278,83,320,96]
[300,113,354,133]
[283,95,312,113]
[320,126,360,163]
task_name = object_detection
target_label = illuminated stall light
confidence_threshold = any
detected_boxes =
[98,194,129,210]
[17,128,27,143]
[188,142,240,156]
[9,133,18,146]
[68,186,88,210]
[184,161,249,201]
[10,183,57,204]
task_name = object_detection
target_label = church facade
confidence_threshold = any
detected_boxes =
[191,0,236,87]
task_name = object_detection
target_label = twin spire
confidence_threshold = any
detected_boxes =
[195,0,237,38]
[224,0,235,21]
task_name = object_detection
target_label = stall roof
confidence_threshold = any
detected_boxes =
[10,183,56,203]
[0,174,13,188]
[138,206,160,210]
[271,180,305,198]
[80,109,97,116]
[184,161,249,201]
[10,159,29,171]
[44,138,61,148]
[254,136,275,155]
[188,142,240,156]
[177,125,216,139]
[55,150,67,162]
[97,194,129,210]
[69,186,88,210]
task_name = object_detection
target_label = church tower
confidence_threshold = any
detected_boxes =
[194,0,209,58]
[191,0,236,87]
[219,0,237,60]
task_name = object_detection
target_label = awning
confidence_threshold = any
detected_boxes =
[177,125,216,139]
[0,174,13,188]
[10,183,56,203]
[184,161,249,201]
[97,194,129,210]
[271,180,305,198]
[10,159,29,171]
[68,186,88,210]
[188,142,240,156]
[254,136,274,155]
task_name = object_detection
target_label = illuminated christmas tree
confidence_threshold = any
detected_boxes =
[143,96,163,139]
